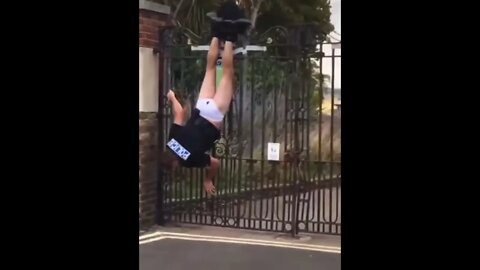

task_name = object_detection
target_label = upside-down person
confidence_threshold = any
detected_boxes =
[161,1,250,195]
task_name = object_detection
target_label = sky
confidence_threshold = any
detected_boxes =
[320,0,341,89]
[331,0,341,35]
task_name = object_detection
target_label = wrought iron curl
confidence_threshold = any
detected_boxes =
[159,26,206,52]
[250,26,289,46]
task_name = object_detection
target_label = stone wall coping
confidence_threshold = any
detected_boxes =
[139,0,171,14]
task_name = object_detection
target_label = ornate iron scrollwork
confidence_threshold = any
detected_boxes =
[250,26,289,46]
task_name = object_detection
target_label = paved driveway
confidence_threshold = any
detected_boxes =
[140,238,340,270]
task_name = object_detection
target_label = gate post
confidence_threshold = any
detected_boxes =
[139,0,171,230]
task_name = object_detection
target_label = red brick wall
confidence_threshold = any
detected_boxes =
[139,9,169,48]
[139,112,159,230]
[139,6,171,231]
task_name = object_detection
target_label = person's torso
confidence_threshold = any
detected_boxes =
[172,125,206,156]
[168,116,220,163]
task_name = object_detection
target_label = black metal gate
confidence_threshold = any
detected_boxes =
[157,25,341,235]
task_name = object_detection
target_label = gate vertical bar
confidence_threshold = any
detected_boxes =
[291,53,300,237]
[156,27,171,225]
[317,44,324,233]
[248,56,255,229]
[328,47,335,233]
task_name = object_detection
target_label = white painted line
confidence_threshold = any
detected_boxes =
[139,232,340,252]
[140,236,166,244]
[140,235,340,254]
[140,231,163,240]
[147,232,340,250]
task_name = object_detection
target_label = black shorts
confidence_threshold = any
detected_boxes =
[187,108,221,148]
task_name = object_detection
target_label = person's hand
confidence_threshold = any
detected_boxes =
[167,90,175,101]
[203,179,216,196]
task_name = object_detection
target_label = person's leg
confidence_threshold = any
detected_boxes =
[213,41,234,114]
[198,37,220,100]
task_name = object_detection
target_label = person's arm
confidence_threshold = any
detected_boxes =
[206,156,219,179]
[167,90,186,125]
[203,156,220,195]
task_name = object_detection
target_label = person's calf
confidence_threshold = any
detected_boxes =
[220,41,234,70]
[206,37,220,68]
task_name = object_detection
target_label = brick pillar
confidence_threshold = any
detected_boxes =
[139,0,170,230]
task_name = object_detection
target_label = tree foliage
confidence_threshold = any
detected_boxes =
[153,0,334,35]
[156,0,336,119]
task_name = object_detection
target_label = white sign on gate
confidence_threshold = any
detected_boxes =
[267,143,280,161]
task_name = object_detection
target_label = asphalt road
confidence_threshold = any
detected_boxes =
[140,239,340,270]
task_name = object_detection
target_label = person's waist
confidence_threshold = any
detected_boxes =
[192,109,220,132]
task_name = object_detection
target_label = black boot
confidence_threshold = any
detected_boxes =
[207,1,251,42]
[210,20,223,39]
